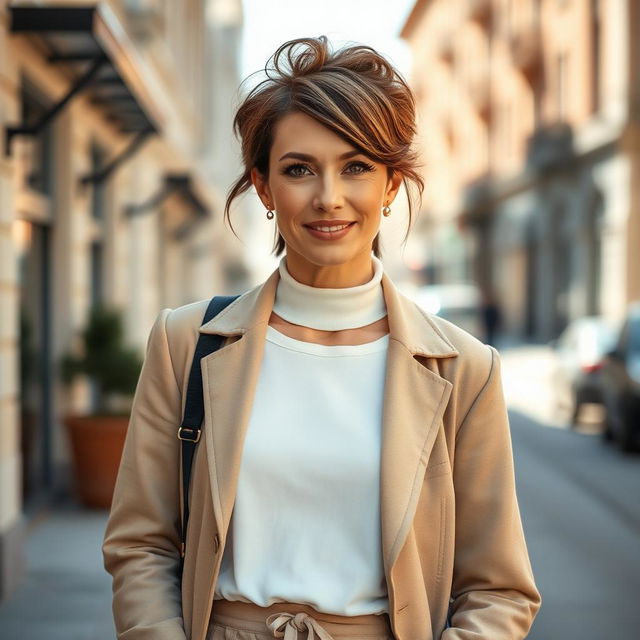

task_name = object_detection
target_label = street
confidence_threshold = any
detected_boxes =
[501,346,640,638]
[510,408,640,638]
[1,347,639,639]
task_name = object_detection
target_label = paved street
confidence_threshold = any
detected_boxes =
[510,408,640,638]
[1,345,639,639]
[501,346,640,638]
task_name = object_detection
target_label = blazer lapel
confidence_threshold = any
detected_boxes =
[379,273,458,573]
[198,270,279,538]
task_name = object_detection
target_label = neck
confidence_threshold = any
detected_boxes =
[273,255,387,331]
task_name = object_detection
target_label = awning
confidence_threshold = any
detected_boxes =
[125,174,211,240]
[5,4,164,181]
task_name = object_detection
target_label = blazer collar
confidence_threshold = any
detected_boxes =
[199,266,459,359]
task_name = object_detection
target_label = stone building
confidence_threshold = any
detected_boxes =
[0,0,245,599]
[401,0,639,341]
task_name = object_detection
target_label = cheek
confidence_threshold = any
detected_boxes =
[270,177,385,222]
[351,174,385,197]
[350,182,385,215]
[272,183,307,215]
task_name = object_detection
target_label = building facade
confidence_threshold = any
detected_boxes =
[401,0,639,341]
[0,0,245,600]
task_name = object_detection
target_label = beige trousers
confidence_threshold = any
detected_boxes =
[206,599,395,640]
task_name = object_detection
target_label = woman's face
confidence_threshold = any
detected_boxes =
[251,111,402,286]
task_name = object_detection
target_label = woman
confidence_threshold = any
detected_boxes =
[103,37,541,640]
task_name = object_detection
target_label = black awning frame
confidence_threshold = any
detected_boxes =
[80,126,154,185]
[125,174,210,239]
[4,55,108,156]
[4,5,159,183]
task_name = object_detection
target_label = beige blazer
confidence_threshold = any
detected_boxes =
[103,267,541,640]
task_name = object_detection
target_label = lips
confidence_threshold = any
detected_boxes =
[304,220,356,230]
[303,220,356,240]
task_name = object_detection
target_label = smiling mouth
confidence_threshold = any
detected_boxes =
[310,223,352,232]
[303,221,356,239]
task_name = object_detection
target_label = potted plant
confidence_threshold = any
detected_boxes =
[60,305,143,508]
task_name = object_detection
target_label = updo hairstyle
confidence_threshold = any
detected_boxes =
[225,36,424,257]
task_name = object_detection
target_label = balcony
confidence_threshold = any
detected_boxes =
[466,67,490,111]
[438,30,455,65]
[510,28,542,71]
[467,0,492,26]
[508,2,542,72]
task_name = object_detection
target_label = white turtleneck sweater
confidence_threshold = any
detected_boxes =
[213,257,390,616]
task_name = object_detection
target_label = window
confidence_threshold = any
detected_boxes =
[90,142,107,221]
[20,83,54,196]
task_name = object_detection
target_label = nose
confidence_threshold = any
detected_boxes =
[313,173,344,212]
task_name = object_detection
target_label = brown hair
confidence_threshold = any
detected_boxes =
[224,36,424,258]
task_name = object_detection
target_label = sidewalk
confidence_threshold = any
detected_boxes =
[0,497,115,640]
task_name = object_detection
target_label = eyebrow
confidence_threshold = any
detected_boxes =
[278,150,363,162]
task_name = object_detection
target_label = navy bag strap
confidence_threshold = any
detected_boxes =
[177,295,240,576]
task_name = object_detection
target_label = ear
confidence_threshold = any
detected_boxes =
[251,167,274,209]
[384,170,404,205]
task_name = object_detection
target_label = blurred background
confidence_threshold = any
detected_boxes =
[0,0,639,638]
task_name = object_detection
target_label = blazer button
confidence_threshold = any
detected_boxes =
[213,534,220,553]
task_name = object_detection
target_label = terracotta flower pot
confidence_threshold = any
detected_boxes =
[64,415,129,509]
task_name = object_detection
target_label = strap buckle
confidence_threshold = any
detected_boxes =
[177,426,201,442]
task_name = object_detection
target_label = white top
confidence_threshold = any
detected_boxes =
[213,325,390,615]
[272,255,387,330]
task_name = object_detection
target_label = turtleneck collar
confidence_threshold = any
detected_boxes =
[272,256,387,330]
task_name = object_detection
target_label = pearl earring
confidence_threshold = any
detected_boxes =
[266,208,274,220]
[382,204,391,217]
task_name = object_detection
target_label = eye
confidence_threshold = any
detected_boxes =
[344,161,376,175]
[282,163,312,177]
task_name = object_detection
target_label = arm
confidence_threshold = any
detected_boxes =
[102,308,187,640]
[443,345,541,639]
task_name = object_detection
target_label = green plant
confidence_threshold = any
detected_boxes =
[61,305,143,415]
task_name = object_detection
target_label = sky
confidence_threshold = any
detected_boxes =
[240,0,417,84]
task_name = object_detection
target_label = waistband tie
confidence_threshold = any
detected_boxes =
[266,611,335,639]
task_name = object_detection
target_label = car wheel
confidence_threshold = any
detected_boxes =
[552,377,575,427]
[570,400,581,427]
[601,400,615,443]
[618,421,636,453]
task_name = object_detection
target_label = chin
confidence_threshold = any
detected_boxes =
[299,249,361,268]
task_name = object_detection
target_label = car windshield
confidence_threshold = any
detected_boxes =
[587,322,616,352]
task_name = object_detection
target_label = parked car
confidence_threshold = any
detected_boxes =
[549,316,616,426]
[403,283,483,339]
[600,303,640,452]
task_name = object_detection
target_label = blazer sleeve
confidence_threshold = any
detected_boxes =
[102,308,187,640]
[442,345,542,639]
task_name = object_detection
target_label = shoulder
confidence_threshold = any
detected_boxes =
[148,298,216,390]
[397,285,493,369]
[163,298,211,339]
[414,312,502,443]
[163,290,251,332]
[409,300,497,396]
[430,311,492,364]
